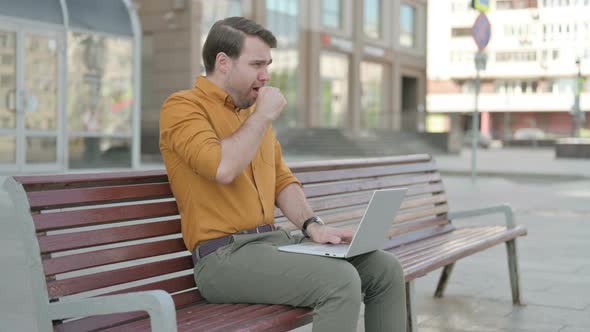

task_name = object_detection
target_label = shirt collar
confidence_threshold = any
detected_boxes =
[194,76,239,111]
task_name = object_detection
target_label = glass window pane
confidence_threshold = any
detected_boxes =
[69,136,131,168]
[267,0,300,129]
[26,137,57,163]
[400,4,416,48]
[364,0,382,39]
[0,136,16,162]
[320,52,348,128]
[199,0,243,73]
[68,32,133,135]
[0,31,16,130]
[361,61,385,128]
[25,34,58,130]
[322,0,342,29]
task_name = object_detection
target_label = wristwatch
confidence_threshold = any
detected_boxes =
[301,216,325,238]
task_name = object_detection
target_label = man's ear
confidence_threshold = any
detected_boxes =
[215,52,231,74]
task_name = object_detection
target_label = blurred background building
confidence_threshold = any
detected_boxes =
[1,0,431,174]
[0,0,141,174]
[138,0,431,163]
[427,0,590,144]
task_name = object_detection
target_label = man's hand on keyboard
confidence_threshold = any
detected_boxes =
[308,224,355,244]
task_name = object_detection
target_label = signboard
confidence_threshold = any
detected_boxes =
[472,13,491,51]
[321,33,353,52]
[471,0,490,12]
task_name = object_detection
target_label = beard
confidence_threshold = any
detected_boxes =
[226,85,255,109]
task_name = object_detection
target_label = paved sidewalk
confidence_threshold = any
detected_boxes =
[433,147,590,180]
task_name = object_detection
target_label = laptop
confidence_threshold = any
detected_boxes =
[278,188,407,258]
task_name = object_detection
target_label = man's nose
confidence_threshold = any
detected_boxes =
[259,68,270,82]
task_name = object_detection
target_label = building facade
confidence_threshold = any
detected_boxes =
[138,0,428,162]
[427,0,590,140]
[0,0,141,175]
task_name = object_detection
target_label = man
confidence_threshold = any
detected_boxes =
[160,16,406,331]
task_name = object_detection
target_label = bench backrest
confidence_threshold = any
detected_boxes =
[6,154,449,330]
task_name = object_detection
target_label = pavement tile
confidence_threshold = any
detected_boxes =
[507,304,590,329]
[559,326,590,332]
[420,312,564,332]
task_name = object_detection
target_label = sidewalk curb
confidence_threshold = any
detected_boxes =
[439,169,590,181]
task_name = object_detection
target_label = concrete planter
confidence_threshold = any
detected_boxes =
[555,138,590,159]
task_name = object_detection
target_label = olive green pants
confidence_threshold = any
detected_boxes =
[194,229,406,332]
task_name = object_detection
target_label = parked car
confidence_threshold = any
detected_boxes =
[513,128,546,140]
[463,130,492,149]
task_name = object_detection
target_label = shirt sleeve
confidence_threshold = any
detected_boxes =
[160,93,221,181]
[273,133,302,198]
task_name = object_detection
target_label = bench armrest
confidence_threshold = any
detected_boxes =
[448,203,516,228]
[47,290,177,332]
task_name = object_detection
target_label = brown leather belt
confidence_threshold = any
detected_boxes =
[192,224,275,265]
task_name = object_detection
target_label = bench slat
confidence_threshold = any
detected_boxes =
[38,219,181,254]
[398,227,502,263]
[301,172,441,198]
[288,154,431,173]
[102,303,253,332]
[384,224,455,249]
[185,304,284,331]
[14,170,167,189]
[34,201,179,232]
[295,161,437,184]
[388,216,450,238]
[47,256,193,299]
[27,182,173,210]
[393,205,448,224]
[277,190,446,219]
[43,238,187,275]
[218,307,312,332]
[391,226,481,256]
[280,204,448,233]
[404,226,527,280]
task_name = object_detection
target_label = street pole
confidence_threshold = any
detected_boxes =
[471,52,487,182]
[572,58,582,138]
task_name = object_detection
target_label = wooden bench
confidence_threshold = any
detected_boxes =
[4,154,527,332]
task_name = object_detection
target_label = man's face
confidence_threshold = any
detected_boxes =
[224,36,272,109]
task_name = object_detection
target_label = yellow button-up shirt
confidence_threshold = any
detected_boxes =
[160,76,301,251]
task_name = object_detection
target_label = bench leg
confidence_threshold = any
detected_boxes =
[506,239,523,305]
[405,281,417,332]
[434,263,455,298]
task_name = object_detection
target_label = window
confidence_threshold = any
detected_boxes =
[2,54,14,65]
[360,61,385,128]
[495,51,537,62]
[67,32,133,135]
[67,32,134,169]
[267,0,300,128]
[400,4,416,48]
[320,52,349,128]
[200,0,243,72]
[452,27,472,38]
[322,0,343,29]
[496,0,514,9]
[364,0,382,39]
[450,0,471,12]
[0,136,15,162]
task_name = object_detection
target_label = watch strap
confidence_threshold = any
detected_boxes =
[302,216,324,238]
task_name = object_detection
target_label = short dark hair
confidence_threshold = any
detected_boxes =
[202,17,277,74]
